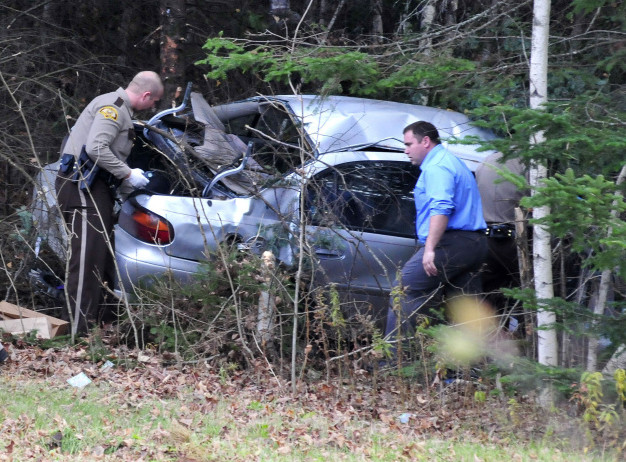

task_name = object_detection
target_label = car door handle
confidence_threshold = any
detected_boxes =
[314,248,345,260]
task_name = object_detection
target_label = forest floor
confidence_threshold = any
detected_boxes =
[0,335,621,461]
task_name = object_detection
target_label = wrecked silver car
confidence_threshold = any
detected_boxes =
[32,92,495,323]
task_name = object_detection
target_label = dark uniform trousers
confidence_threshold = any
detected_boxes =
[55,173,116,336]
[384,230,488,343]
[482,223,519,294]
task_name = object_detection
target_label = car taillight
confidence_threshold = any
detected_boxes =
[118,205,174,245]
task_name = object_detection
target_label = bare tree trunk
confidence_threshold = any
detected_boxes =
[443,0,458,27]
[160,0,186,108]
[371,0,384,44]
[396,0,413,35]
[586,275,611,371]
[321,0,347,45]
[257,251,277,356]
[318,0,330,27]
[116,5,133,67]
[441,0,458,53]
[418,0,437,105]
[421,0,437,55]
[515,206,535,358]
[603,345,626,377]
[529,0,557,368]
[588,164,626,371]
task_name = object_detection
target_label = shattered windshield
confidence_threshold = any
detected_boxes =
[190,93,312,196]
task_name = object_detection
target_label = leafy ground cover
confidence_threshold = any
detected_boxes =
[0,338,619,461]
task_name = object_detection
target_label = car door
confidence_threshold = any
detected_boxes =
[304,159,420,323]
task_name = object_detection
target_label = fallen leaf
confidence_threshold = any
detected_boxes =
[179,418,193,427]
[92,445,105,458]
[49,431,63,449]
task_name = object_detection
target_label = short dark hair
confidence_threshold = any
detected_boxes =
[403,121,441,144]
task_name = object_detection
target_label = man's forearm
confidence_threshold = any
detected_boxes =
[424,214,449,252]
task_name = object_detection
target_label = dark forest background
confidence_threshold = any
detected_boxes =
[1,0,623,209]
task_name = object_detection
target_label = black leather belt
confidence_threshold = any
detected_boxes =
[446,229,486,233]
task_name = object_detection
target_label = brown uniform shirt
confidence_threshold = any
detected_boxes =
[475,152,526,224]
[63,87,134,180]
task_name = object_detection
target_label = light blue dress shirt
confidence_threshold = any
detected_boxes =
[414,144,486,243]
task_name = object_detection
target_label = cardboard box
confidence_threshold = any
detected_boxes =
[0,301,68,338]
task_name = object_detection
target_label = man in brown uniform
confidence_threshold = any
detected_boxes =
[56,71,163,336]
[475,152,526,294]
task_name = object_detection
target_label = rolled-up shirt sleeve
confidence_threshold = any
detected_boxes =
[423,165,456,217]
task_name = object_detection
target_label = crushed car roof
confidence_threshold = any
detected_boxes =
[263,94,496,162]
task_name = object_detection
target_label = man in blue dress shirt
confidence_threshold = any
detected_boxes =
[384,121,488,351]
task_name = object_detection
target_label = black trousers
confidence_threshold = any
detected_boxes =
[55,173,115,336]
[482,233,519,294]
[384,230,488,343]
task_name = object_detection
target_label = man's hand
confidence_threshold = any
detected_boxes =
[422,248,438,276]
[422,214,449,277]
[127,168,149,188]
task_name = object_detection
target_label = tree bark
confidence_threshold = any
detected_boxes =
[320,0,347,45]
[116,5,133,67]
[417,0,438,105]
[444,0,458,27]
[515,206,535,358]
[529,0,557,367]
[318,0,329,27]
[603,345,626,377]
[371,0,384,44]
[588,164,626,371]
[160,0,186,108]
[421,0,437,55]
[257,251,277,352]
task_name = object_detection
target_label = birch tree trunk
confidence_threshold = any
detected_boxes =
[603,345,626,377]
[588,164,626,371]
[529,0,558,367]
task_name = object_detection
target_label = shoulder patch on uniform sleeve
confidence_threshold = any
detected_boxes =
[98,106,119,120]
[114,97,124,107]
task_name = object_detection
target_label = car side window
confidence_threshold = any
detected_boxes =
[307,161,419,238]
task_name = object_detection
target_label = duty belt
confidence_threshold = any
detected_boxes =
[485,223,515,239]
[59,147,122,191]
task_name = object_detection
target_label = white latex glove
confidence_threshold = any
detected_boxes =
[127,168,149,189]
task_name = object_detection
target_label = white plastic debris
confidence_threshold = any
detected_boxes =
[100,360,114,372]
[67,372,92,388]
